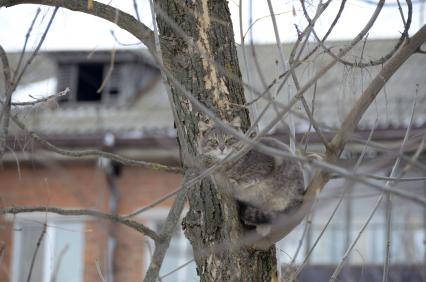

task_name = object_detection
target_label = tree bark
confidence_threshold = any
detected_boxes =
[155,0,277,281]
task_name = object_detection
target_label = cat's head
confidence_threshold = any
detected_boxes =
[198,117,242,163]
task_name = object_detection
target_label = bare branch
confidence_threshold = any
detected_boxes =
[13,7,41,80]
[352,174,426,182]
[0,0,155,52]
[132,0,141,21]
[383,88,418,282]
[301,0,412,67]
[95,260,107,282]
[9,88,70,106]
[267,24,426,248]
[13,7,59,92]
[144,178,188,282]
[330,82,419,282]
[159,259,195,280]
[329,194,384,282]
[0,45,11,90]
[50,245,69,282]
[328,24,426,155]
[26,223,46,282]
[9,113,182,173]
[0,206,160,241]
[1,7,58,161]
[0,44,11,159]
[296,123,377,277]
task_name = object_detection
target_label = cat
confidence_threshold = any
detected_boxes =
[198,117,305,237]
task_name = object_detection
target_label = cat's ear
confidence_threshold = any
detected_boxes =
[198,119,211,132]
[230,116,241,128]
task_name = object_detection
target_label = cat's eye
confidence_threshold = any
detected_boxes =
[208,139,218,146]
[226,137,237,145]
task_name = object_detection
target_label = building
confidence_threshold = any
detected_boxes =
[0,40,425,281]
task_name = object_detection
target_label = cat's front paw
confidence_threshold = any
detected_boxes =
[256,225,272,236]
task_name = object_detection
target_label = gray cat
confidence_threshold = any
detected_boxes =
[198,117,305,236]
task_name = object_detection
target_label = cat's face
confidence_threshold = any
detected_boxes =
[198,117,242,164]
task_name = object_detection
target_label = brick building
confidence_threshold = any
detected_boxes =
[1,41,425,281]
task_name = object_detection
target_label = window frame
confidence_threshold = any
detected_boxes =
[56,62,125,106]
[8,213,86,282]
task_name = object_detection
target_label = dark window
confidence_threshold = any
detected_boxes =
[76,63,104,102]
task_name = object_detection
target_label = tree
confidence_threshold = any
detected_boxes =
[0,0,425,281]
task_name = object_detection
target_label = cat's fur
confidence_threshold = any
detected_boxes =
[198,118,305,235]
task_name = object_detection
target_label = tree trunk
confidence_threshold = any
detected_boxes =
[155,0,277,281]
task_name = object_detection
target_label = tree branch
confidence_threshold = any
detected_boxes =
[8,87,70,106]
[9,112,182,173]
[0,45,11,160]
[1,7,58,160]
[26,223,46,282]
[304,24,426,216]
[301,0,412,67]
[144,182,188,282]
[0,45,11,89]
[328,24,426,154]
[251,24,426,249]
[0,0,155,52]
[0,206,160,241]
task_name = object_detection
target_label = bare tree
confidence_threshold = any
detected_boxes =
[0,0,425,281]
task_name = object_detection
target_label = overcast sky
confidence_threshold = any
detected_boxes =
[0,0,425,52]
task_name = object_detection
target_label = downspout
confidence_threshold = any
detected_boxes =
[100,132,121,282]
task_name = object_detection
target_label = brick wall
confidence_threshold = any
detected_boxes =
[0,161,182,281]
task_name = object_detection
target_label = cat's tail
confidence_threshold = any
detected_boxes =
[238,201,275,226]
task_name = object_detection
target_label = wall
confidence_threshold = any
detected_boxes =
[0,161,183,281]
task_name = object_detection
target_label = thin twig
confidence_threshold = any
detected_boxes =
[13,7,59,93]
[301,0,412,68]
[8,88,70,106]
[0,241,5,268]
[0,45,11,91]
[98,8,119,94]
[351,174,426,182]
[50,244,69,282]
[26,223,47,282]
[303,23,426,212]
[143,175,188,282]
[159,259,195,280]
[13,7,41,81]
[132,0,141,21]
[110,30,141,46]
[97,48,116,94]
[1,7,58,161]
[0,44,12,159]
[296,122,377,277]
[0,0,156,54]
[330,90,418,282]
[95,259,107,282]
[239,0,258,128]
[290,211,313,265]
[329,194,384,282]
[9,113,181,173]
[383,87,418,282]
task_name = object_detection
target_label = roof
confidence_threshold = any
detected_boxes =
[5,40,426,140]
[240,40,426,132]
[45,49,157,66]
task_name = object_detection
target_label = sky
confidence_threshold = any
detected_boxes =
[0,0,425,52]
